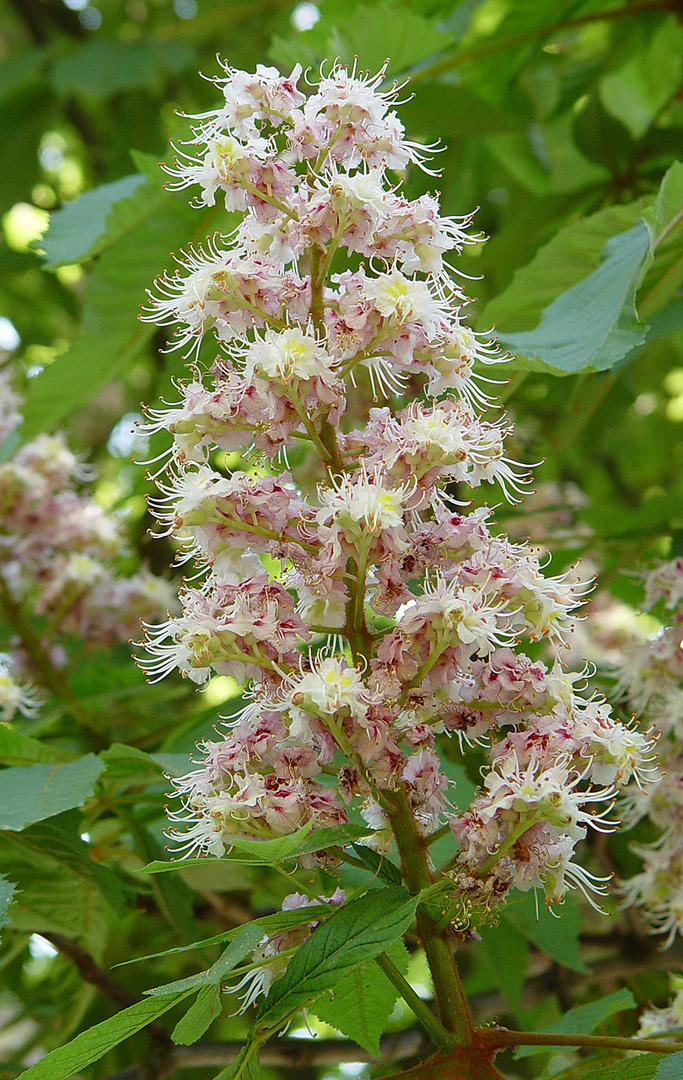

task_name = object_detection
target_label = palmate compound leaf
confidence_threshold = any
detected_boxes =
[0,755,104,830]
[253,886,420,1033]
[515,988,636,1058]
[310,939,410,1056]
[17,992,193,1080]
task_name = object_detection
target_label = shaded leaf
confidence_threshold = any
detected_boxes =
[0,755,104,831]
[599,17,683,140]
[516,987,636,1057]
[18,992,192,1080]
[0,726,57,766]
[40,175,147,268]
[50,39,196,97]
[5,815,127,915]
[573,93,635,173]
[502,222,651,374]
[0,874,16,943]
[503,891,588,974]
[213,1041,261,1080]
[480,918,528,1009]
[0,837,109,949]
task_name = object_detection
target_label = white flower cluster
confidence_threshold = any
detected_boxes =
[138,59,652,934]
[0,368,177,718]
[616,558,683,945]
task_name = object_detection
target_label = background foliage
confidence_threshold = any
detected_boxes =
[1,1,682,1078]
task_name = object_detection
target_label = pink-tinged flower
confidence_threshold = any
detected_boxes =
[397,571,518,660]
[138,570,309,685]
[402,748,450,834]
[148,465,306,570]
[312,463,417,563]
[141,237,309,356]
[186,62,305,141]
[0,654,43,721]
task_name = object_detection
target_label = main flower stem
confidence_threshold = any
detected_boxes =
[385,785,473,1047]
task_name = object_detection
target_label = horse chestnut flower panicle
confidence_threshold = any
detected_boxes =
[139,58,653,943]
[0,365,177,714]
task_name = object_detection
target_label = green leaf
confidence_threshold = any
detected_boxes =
[516,988,636,1057]
[0,873,16,942]
[5,815,127,915]
[50,39,196,97]
[20,162,223,439]
[213,1041,261,1080]
[147,920,273,996]
[0,835,109,948]
[479,918,528,1009]
[40,175,147,268]
[581,1056,664,1080]
[311,939,409,1056]
[172,984,223,1046]
[501,221,651,374]
[484,200,647,333]
[350,844,403,887]
[401,81,522,137]
[573,93,635,174]
[655,1052,683,1080]
[503,891,588,974]
[0,755,104,830]
[639,160,683,319]
[486,114,609,197]
[270,1,450,79]
[254,887,419,1031]
[18,992,192,1080]
[0,726,57,766]
[130,906,332,971]
[142,823,370,872]
[599,16,683,140]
